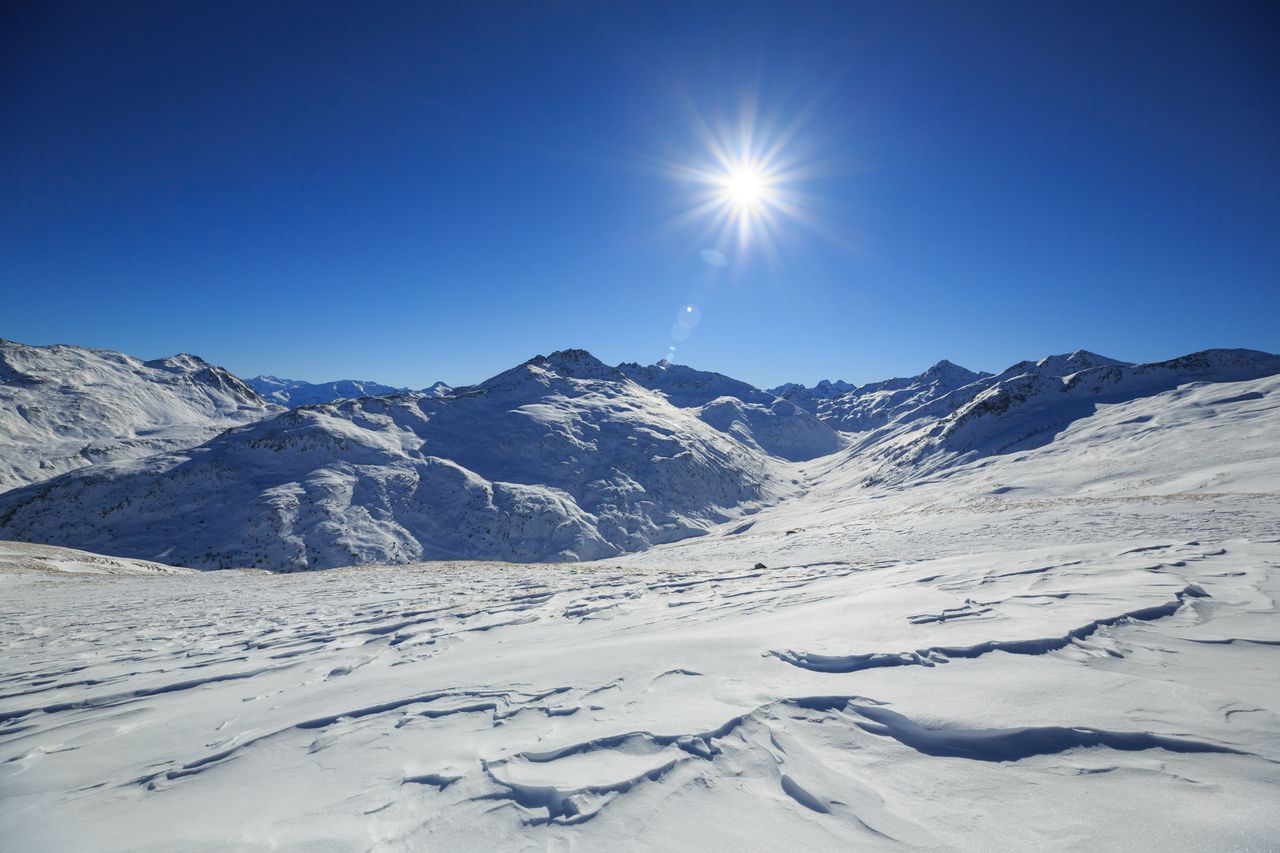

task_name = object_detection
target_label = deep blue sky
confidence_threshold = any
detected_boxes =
[3,1,1277,388]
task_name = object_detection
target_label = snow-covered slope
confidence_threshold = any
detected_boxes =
[0,340,278,492]
[0,540,193,575]
[859,348,1280,483]
[695,397,841,461]
[247,375,452,406]
[0,350,784,569]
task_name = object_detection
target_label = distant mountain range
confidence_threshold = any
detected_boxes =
[247,375,452,407]
[1,338,1277,569]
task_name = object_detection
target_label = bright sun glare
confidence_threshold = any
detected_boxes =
[671,121,811,255]
[722,164,770,210]
[657,97,824,260]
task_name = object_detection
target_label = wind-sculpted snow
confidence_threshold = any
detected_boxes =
[0,339,278,491]
[0,349,784,568]
[1,532,1276,850]
[770,583,1209,673]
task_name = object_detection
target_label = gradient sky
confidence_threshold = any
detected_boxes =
[2,1,1277,389]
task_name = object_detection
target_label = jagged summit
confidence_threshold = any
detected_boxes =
[769,378,853,398]
[814,378,855,393]
[541,348,623,380]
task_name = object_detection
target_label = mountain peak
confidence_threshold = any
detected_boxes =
[144,353,212,372]
[485,349,623,389]
[922,359,984,385]
[541,349,620,379]
[1025,350,1129,378]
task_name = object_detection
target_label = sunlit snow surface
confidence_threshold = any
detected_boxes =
[2,375,1279,850]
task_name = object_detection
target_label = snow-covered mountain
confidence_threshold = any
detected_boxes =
[799,359,992,431]
[247,375,452,406]
[617,359,776,407]
[780,352,1130,433]
[0,349,791,569]
[851,348,1280,485]
[769,378,855,408]
[0,339,278,492]
[3,342,1277,572]
[617,359,841,460]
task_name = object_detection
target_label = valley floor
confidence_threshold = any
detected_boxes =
[2,487,1278,851]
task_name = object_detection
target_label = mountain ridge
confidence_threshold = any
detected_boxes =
[0,338,278,491]
[247,375,452,407]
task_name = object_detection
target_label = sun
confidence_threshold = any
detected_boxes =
[656,96,825,258]
[721,164,770,211]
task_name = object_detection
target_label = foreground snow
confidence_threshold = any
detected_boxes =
[1,534,1275,850]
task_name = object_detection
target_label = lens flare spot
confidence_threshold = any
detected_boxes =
[676,305,702,329]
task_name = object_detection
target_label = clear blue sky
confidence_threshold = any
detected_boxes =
[2,1,1277,388]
